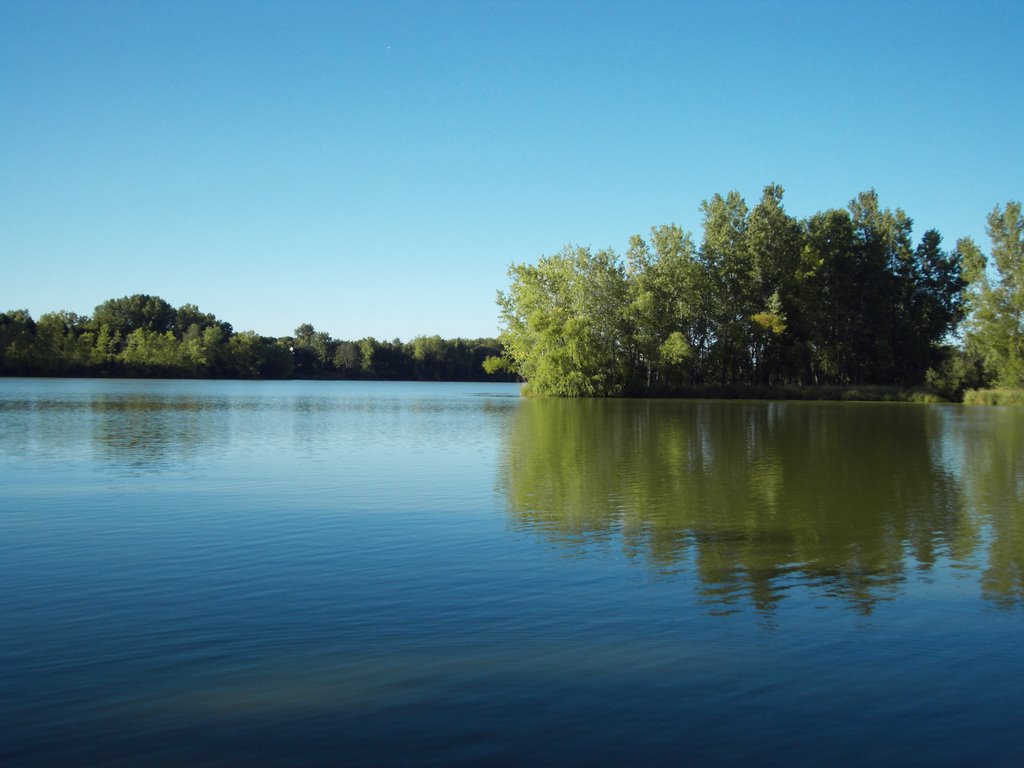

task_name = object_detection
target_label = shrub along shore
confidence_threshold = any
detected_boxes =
[518,383,946,403]
[962,388,1024,406]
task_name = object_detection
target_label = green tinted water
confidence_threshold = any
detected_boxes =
[502,398,1024,614]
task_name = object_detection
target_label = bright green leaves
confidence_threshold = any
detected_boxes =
[626,224,699,389]
[498,245,628,397]
[498,185,979,396]
[659,331,692,366]
[962,202,1024,387]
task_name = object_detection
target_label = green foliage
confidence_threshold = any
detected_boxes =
[961,202,1024,387]
[333,341,360,374]
[176,303,225,336]
[498,245,628,396]
[746,186,802,384]
[120,328,184,374]
[90,324,121,369]
[924,346,985,402]
[0,310,38,375]
[499,396,1024,609]
[625,224,699,390]
[497,185,973,397]
[358,337,378,375]
[897,230,966,381]
[659,331,691,365]
[1,297,511,383]
[963,388,1024,406]
[226,331,267,378]
[699,190,754,384]
[93,294,176,342]
[482,355,512,375]
[411,335,445,379]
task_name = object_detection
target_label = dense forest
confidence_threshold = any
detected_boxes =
[0,294,513,382]
[495,186,1024,399]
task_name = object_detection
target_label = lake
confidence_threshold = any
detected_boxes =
[1,378,1022,766]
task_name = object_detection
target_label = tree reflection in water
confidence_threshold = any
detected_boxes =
[499,398,1024,614]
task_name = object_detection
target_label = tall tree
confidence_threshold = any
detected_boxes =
[962,202,1024,386]
[798,208,858,383]
[625,224,699,390]
[498,245,628,396]
[848,190,914,382]
[894,230,965,382]
[745,184,802,384]
[698,191,753,384]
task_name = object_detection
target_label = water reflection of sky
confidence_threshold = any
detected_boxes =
[0,380,520,484]
[2,379,1021,616]
[2,380,1023,766]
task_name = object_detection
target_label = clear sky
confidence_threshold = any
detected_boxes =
[2,0,1021,341]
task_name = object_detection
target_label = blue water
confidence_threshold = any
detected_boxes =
[1,379,1022,766]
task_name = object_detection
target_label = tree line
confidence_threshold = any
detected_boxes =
[496,185,1024,398]
[0,294,514,382]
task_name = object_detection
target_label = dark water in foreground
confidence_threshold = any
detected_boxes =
[1,379,1022,766]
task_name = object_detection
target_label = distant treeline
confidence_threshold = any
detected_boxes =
[496,186,1024,399]
[0,294,514,382]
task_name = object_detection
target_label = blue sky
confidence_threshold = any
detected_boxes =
[2,0,1021,341]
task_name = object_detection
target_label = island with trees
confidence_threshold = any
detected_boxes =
[493,186,1023,403]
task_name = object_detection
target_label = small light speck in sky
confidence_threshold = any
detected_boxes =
[0,0,1021,341]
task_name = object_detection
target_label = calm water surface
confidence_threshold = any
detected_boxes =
[1,379,1022,766]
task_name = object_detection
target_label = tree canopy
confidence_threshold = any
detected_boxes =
[959,202,1024,388]
[0,295,513,382]
[496,185,1010,398]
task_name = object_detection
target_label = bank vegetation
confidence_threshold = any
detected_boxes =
[0,295,513,382]
[493,186,1023,403]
